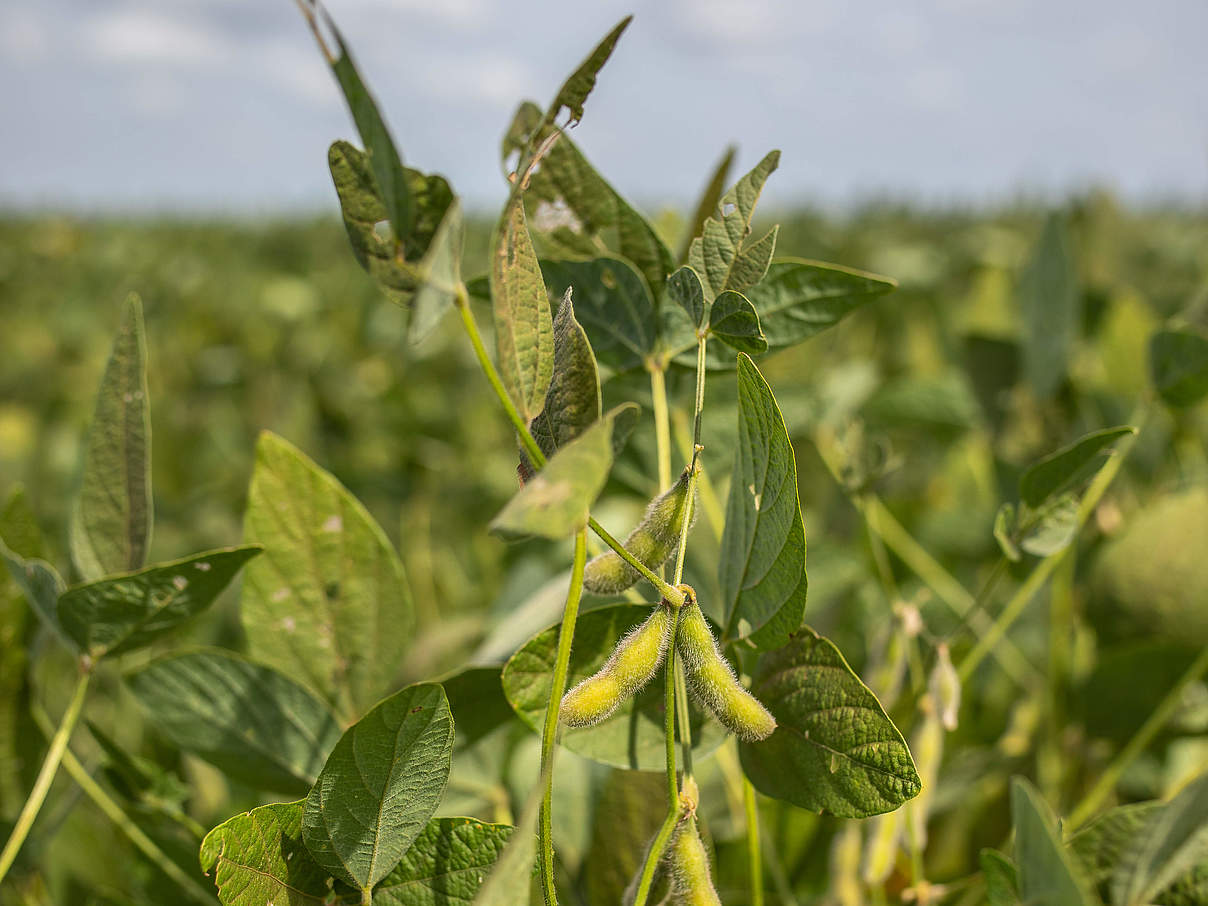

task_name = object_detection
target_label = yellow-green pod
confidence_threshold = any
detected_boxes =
[561,605,673,728]
[676,603,777,741]
[667,816,721,906]
[584,467,695,595]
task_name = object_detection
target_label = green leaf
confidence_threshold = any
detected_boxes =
[372,818,513,905]
[541,257,658,373]
[490,404,635,541]
[981,849,1022,906]
[303,683,455,892]
[1018,493,1079,558]
[241,431,413,720]
[720,354,808,650]
[739,627,921,818]
[1110,771,1208,906]
[994,503,1022,562]
[744,259,897,352]
[70,294,152,582]
[0,539,67,646]
[201,800,334,906]
[470,787,538,906]
[492,197,554,421]
[57,546,260,660]
[583,769,668,906]
[1150,328,1208,408]
[688,151,780,304]
[312,2,414,238]
[501,604,728,770]
[678,146,736,265]
[708,291,768,354]
[441,666,515,749]
[126,649,342,796]
[1011,777,1096,906]
[327,141,462,341]
[1020,426,1136,509]
[1069,802,1161,889]
[528,289,601,462]
[502,105,673,312]
[545,17,631,128]
[1018,213,1079,399]
[667,266,706,329]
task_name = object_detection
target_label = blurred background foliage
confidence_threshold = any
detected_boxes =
[2,191,1207,903]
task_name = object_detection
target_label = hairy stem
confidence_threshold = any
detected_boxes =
[0,668,92,883]
[538,528,587,906]
[1068,643,1208,830]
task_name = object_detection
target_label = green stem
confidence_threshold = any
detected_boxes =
[538,528,587,906]
[0,668,92,883]
[1068,643,1208,830]
[361,887,372,906]
[1040,549,1075,804]
[744,778,764,906]
[649,363,673,493]
[27,706,214,905]
[454,286,685,606]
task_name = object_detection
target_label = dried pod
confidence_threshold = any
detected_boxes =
[676,603,776,741]
[561,605,673,727]
[584,467,695,594]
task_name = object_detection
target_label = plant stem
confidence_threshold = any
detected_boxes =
[1040,549,1075,804]
[453,286,685,606]
[1067,643,1208,830]
[649,363,673,492]
[361,887,372,906]
[0,668,92,883]
[26,706,215,905]
[744,778,764,906]
[538,527,587,906]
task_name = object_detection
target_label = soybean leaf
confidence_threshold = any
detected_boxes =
[1018,493,1080,558]
[501,604,727,770]
[546,16,631,128]
[492,197,554,421]
[470,784,539,906]
[305,0,413,238]
[328,141,462,342]
[739,627,920,818]
[541,257,658,373]
[490,403,636,541]
[1020,426,1136,509]
[374,818,513,906]
[744,259,898,352]
[583,769,668,906]
[709,291,768,354]
[1069,802,1161,889]
[667,265,706,329]
[502,103,673,312]
[1011,777,1095,906]
[720,354,808,651]
[528,289,602,463]
[241,431,413,720]
[1018,213,1079,399]
[441,666,515,749]
[678,146,736,265]
[57,546,260,660]
[981,849,1022,906]
[1150,328,1208,408]
[126,649,342,796]
[303,683,454,892]
[688,151,780,305]
[1110,771,1208,906]
[201,800,333,906]
[70,294,151,582]
[0,538,67,645]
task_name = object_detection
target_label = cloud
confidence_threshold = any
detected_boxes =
[83,7,232,67]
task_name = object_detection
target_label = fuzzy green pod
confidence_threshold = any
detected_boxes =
[667,816,721,906]
[561,605,673,727]
[583,467,695,595]
[676,603,777,741]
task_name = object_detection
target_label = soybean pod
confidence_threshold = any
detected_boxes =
[676,602,777,741]
[561,604,674,727]
[667,816,722,906]
[584,466,695,595]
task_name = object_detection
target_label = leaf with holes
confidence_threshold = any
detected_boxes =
[70,295,152,581]
[241,431,414,720]
[739,627,920,818]
[126,649,342,795]
[302,683,455,892]
[57,546,260,660]
[720,354,808,650]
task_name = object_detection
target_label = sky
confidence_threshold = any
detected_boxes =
[1,0,1206,214]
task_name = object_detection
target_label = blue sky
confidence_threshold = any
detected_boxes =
[1,0,1205,213]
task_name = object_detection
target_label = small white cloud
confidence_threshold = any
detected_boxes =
[84,8,231,67]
